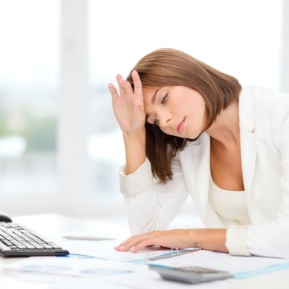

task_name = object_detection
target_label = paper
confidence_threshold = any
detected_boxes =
[3,251,289,289]
[2,254,233,289]
[3,254,147,278]
[1,268,132,289]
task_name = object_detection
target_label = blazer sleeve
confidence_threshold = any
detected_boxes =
[119,155,189,235]
[227,107,289,258]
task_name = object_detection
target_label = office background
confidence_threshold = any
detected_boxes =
[0,0,288,218]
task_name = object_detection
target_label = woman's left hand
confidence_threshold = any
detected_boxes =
[114,229,195,253]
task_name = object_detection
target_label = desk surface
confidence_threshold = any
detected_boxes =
[1,214,289,289]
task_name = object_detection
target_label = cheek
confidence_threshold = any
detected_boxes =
[194,97,206,114]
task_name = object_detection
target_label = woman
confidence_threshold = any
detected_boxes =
[108,48,289,258]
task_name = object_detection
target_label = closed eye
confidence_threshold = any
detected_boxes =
[161,93,168,104]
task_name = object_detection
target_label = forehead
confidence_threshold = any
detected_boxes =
[142,87,159,97]
[142,87,158,104]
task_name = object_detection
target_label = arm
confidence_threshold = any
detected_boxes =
[120,156,189,235]
[244,116,289,258]
[108,70,146,174]
[109,72,189,234]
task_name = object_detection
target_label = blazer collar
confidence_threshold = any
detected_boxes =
[239,86,256,133]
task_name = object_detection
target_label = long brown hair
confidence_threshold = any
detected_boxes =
[127,48,241,183]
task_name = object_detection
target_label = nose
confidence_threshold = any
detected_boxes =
[157,110,171,128]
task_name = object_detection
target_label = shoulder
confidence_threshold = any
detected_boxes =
[240,86,289,109]
[240,86,289,110]
[239,86,289,132]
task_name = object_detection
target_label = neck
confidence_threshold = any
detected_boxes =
[206,101,240,148]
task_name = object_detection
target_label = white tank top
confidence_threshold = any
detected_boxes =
[209,176,250,224]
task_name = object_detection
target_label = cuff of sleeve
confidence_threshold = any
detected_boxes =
[225,224,252,256]
[119,158,154,196]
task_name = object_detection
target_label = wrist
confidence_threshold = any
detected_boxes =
[188,228,228,253]
[122,128,146,141]
[123,129,146,175]
[187,229,199,248]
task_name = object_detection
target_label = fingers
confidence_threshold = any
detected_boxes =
[116,74,134,95]
[130,238,154,253]
[108,83,119,100]
[114,234,146,252]
[131,70,142,97]
[114,232,162,253]
[115,238,151,253]
[114,236,139,251]
[109,71,142,99]
[116,74,125,95]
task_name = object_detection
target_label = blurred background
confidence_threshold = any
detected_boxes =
[0,0,288,219]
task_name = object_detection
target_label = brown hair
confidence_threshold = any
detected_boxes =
[127,48,241,183]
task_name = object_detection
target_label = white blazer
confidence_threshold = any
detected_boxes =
[119,86,289,258]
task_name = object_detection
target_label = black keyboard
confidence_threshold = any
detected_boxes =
[0,222,69,257]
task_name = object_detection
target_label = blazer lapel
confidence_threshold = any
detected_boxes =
[239,88,257,201]
[180,133,211,221]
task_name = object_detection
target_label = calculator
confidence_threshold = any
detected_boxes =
[149,265,233,284]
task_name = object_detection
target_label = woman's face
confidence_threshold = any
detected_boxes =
[143,86,207,139]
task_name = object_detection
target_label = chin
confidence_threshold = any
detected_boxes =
[187,132,202,141]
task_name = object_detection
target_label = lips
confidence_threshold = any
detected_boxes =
[177,117,186,134]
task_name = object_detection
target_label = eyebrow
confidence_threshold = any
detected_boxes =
[145,89,159,121]
[151,89,159,105]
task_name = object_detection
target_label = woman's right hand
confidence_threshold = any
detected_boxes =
[108,70,146,135]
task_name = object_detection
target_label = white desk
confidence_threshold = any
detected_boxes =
[1,214,289,289]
